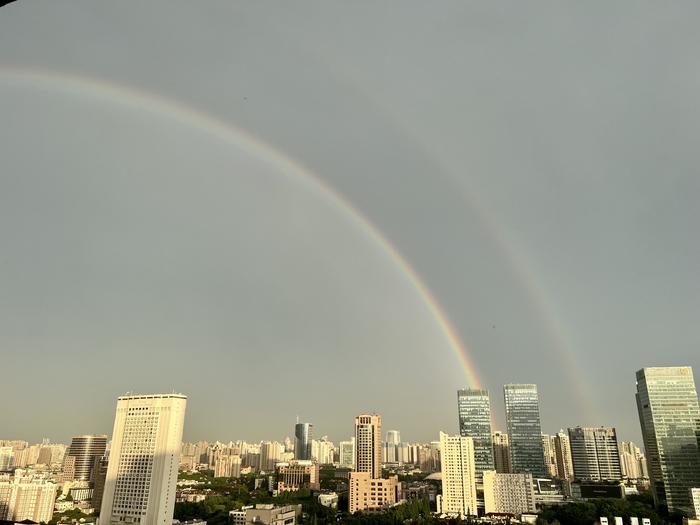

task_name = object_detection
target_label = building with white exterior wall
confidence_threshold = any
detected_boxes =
[99,393,187,525]
[482,470,536,516]
[437,432,477,518]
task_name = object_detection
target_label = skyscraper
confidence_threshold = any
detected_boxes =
[383,430,400,464]
[294,423,313,461]
[491,431,511,474]
[64,435,107,482]
[618,441,647,480]
[504,384,546,477]
[457,389,494,478]
[567,427,622,482]
[386,430,400,445]
[355,414,381,479]
[553,431,574,480]
[541,434,557,478]
[260,441,282,472]
[437,431,477,517]
[636,367,700,514]
[339,438,355,469]
[100,393,187,525]
[349,415,399,513]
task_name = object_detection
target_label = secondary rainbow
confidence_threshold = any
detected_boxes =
[0,65,484,389]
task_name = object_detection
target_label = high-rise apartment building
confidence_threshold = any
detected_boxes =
[541,434,557,478]
[482,470,536,516]
[355,414,382,479]
[294,423,313,461]
[553,431,574,480]
[437,432,477,518]
[636,367,700,514]
[261,442,283,472]
[0,448,13,472]
[214,454,241,479]
[618,441,647,480]
[64,435,108,482]
[457,389,494,479]
[491,431,511,474]
[567,427,622,482]
[100,393,187,525]
[0,472,57,523]
[504,384,546,477]
[383,430,401,464]
[349,414,399,513]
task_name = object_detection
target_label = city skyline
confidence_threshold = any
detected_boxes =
[4,367,690,446]
[2,1,699,449]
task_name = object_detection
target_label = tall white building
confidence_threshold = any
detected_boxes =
[437,431,477,518]
[100,393,187,525]
[355,415,382,479]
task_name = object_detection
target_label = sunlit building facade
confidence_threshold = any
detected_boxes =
[457,389,494,479]
[636,367,700,514]
[504,384,546,477]
[100,393,187,525]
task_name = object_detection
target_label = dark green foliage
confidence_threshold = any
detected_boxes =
[536,497,675,525]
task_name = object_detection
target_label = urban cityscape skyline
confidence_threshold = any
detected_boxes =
[2,365,698,523]
[3,2,700,524]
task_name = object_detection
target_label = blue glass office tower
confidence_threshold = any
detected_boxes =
[504,384,546,477]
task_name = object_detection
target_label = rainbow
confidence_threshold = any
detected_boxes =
[0,65,484,389]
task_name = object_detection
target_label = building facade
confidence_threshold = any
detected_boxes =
[339,438,355,469]
[0,473,57,523]
[64,435,108,482]
[294,423,313,461]
[457,389,495,479]
[355,415,382,479]
[348,472,399,513]
[504,384,546,477]
[99,393,187,525]
[482,470,536,516]
[568,427,622,482]
[492,431,511,474]
[274,460,319,493]
[553,431,574,480]
[636,367,700,514]
[437,432,477,518]
[541,434,558,478]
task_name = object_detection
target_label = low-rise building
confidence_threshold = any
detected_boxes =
[348,472,400,513]
[229,504,301,525]
[317,492,338,509]
[274,460,319,493]
[482,470,536,516]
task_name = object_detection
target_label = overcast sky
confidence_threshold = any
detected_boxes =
[1,2,698,446]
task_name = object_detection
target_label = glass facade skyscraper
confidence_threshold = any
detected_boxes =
[457,388,494,478]
[504,384,546,477]
[636,367,700,515]
[294,422,313,461]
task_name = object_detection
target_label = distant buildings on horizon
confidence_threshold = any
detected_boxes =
[1,365,700,521]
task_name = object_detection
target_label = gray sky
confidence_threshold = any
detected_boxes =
[1,2,698,445]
